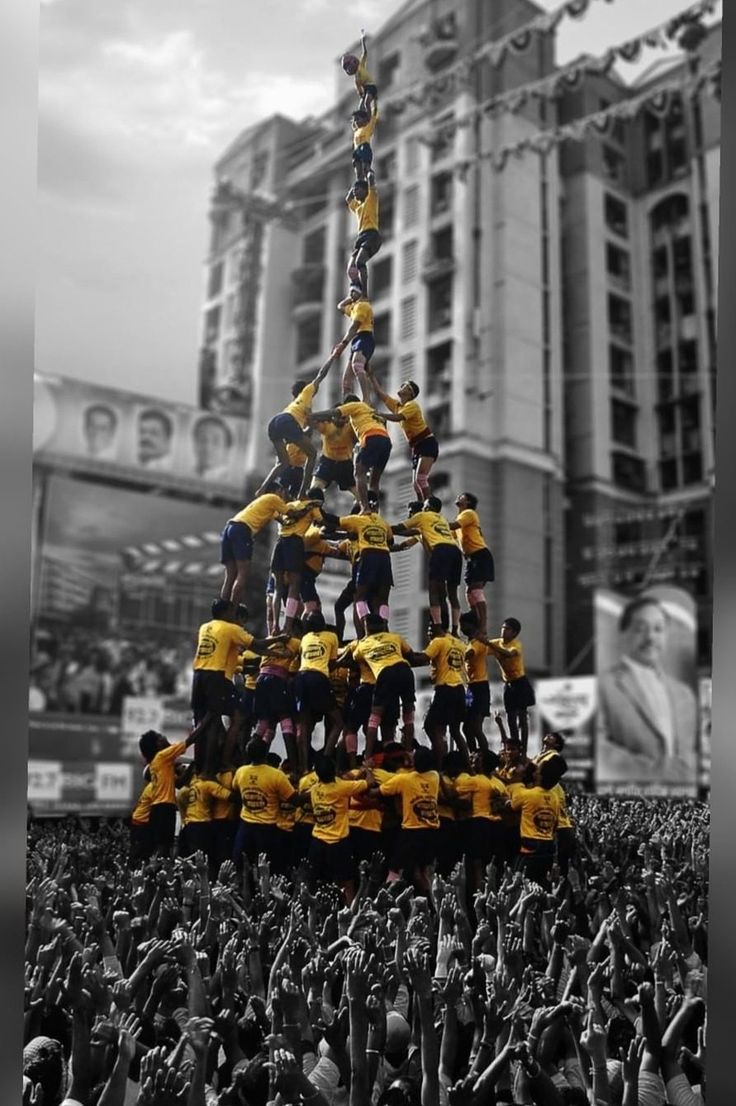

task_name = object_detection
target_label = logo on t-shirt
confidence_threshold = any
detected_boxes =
[412,797,439,826]
[242,788,268,813]
[365,641,399,662]
[532,806,556,836]
[303,640,328,662]
[363,524,387,546]
[432,521,452,539]
[313,804,337,827]
[196,631,218,658]
[447,648,464,671]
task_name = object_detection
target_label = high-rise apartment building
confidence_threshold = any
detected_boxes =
[198,0,719,681]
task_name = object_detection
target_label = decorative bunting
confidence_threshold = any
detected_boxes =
[565,0,592,19]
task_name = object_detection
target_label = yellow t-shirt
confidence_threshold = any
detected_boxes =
[315,419,355,461]
[403,511,455,551]
[352,632,413,679]
[193,620,254,672]
[296,771,318,825]
[299,630,339,677]
[356,57,374,88]
[259,637,301,676]
[353,110,378,147]
[149,742,187,806]
[338,401,389,445]
[338,513,392,554]
[304,527,331,575]
[510,785,560,843]
[454,509,487,555]
[552,782,573,830]
[343,639,376,685]
[380,770,440,830]
[464,639,489,684]
[230,493,286,532]
[338,537,361,565]
[279,500,324,539]
[131,782,154,825]
[177,786,193,826]
[284,381,317,429]
[487,637,525,683]
[329,663,351,707]
[212,769,240,821]
[277,772,297,832]
[455,773,509,822]
[233,764,295,825]
[239,651,261,691]
[424,635,466,687]
[343,299,374,333]
[311,778,369,843]
[348,187,379,234]
[384,396,428,443]
[183,777,232,823]
[346,769,383,832]
[437,774,457,822]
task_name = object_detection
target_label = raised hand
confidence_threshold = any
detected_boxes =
[405,948,432,1000]
[185,1015,214,1057]
[621,1036,644,1084]
[118,1011,142,1064]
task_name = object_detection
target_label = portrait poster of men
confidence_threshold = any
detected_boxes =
[82,403,120,461]
[594,586,699,794]
[189,413,234,482]
[136,406,174,471]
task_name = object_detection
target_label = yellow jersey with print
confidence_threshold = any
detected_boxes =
[183,777,232,823]
[353,106,378,147]
[212,769,240,821]
[304,527,331,575]
[487,637,525,683]
[437,774,457,822]
[311,778,368,843]
[346,769,383,832]
[356,56,374,89]
[348,186,379,234]
[383,396,428,443]
[286,442,307,467]
[465,639,490,684]
[194,620,254,672]
[315,419,356,461]
[424,635,466,687]
[284,381,317,429]
[454,509,487,555]
[259,636,301,678]
[343,639,376,685]
[177,786,193,826]
[511,785,560,844]
[131,782,154,825]
[329,662,351,707]
[342,298,374,334]
[455,772,509,822]
[296,770,318,825]
[224,638,249,681]
[338,512,392,554]
[233,764,295,825]
[299,630,338,677]
[278,500,324,539]
[403,510,455,551]
[239,651,261,690]
[353,632,413,680]
[276,772,297,832]
[338,401,389,445]
[380,770,440,830]
[552,782,573,830]
[149,742,188,806]
[230,493,286,532]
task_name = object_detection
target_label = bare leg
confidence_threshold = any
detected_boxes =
[230,560,250,607]
[447,584,460,635]
[298,441,318,498]
[220,563,237,601]
[354,462,369,509]
[413,456,434,501]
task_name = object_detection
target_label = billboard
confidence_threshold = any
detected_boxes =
[594,586,699,796]
[34,373,250,491]
[27,713,134,815]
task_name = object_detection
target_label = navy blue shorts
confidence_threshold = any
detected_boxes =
[300,568,320,603]
[463,818,504,864]
[254,674,293,722]
[353,229,382,258]
[293,670,335,717]
[411,435,439,465]
[429,543,463,587]
[233,821,282,867]
[271,535,304,576]
[268,412,307,446]
[391,827,438,872]
[191,670,237,722]
[466,680,491,720]
[425,684,466,728]
[357,434,391,472]
[345,682,373,732]
[373,663,415,712]
[235,686,255,717]
[356,549,393,590]
[315,456,355,490]
[362,83,378,99]
[352,141,373,165]
[350,331,375,361]
[220,520,253,564]
[309,835,354,883]
[280,465,304,498]
[503,675,536,712]
[464,547,495,586]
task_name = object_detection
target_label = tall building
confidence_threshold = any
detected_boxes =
[198,0,719,683]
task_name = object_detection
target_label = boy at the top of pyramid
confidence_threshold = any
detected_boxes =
[346,169,380,298]
[342,29,378,116]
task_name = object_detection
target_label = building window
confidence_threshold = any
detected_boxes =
[296,315,321,363]
[611,399,637,448]
[658,404,677,456]
[404,185,420,228]
[371,257,393,298]
[428,275,452,330]
[402,240,419,283]
[678,339,698,376]
[612,452,646,492]
[647,150,664,188]
[606,243,630,289]
[302,227,326,265]
[399,353,416,382]
[378,52,400,89]
[608,294,633,345]
[431,225,453,261]
[374,312,391,347]
[604,193,628,238]
[659,459,678,490]
[651,193,689,234]
[431,172,453,217]
[405,136,420,176]
[429,470,450,491]
[432,403,451,438]
[208,261,224,299]
[376,149,397,182]
[602,145,625,185]
[432,114,454,161]
[653,246,668,280]
[204,307,221,346]
[250,151,269,190]
[400,297,417,340]
[657,349,674,401]
[682,453,703,484]
[610,345,635,396]
[669,139,688,178]
[381,194,395,240]
[426,341,452,397]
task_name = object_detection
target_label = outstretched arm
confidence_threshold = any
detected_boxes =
[311,351,338,392]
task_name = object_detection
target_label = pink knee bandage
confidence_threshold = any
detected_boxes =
[345,732,358,753]
[368,712,382,731]
[281,718,294,736]
[468,588,485,605]
[285,597,299,617]
[379,604,390,620]
[356,600,370,619]
[415,472,430,497]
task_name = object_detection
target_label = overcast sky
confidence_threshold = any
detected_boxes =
[36,0,720,407]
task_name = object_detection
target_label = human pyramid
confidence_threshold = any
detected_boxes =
[133,33,568,901]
